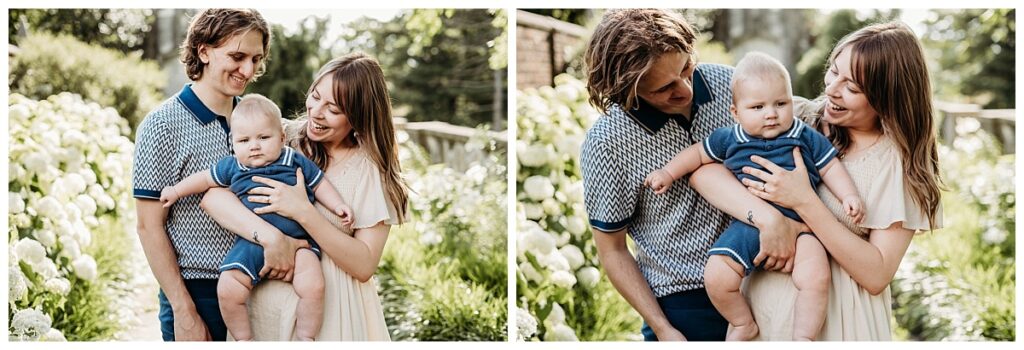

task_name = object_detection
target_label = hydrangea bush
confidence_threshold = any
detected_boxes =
[516,74,642,341]
[377,130,508,340]
[891,118,1016,340]
[9,93,145,340]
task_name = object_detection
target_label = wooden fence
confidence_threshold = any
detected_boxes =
[396,119,507,171]
[936,101,1015,154]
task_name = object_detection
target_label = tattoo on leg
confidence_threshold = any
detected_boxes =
[747,210,755,226]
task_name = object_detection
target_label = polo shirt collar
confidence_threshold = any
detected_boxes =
[177,83,241,125]
[624,65,715,134]
[735,118,806,143]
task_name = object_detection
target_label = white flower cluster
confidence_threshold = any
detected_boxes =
[515,74,602,340]
[8,92,137,340]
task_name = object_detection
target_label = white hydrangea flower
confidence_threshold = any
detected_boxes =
[543,323,579,341]
[75,194,98,217]
[516,307,538,341]
[22,151,51,174]
[35,229,57,248]
[41,328,67,342]
[541,198,562,216]
[10,192,26,213]
[519,262,543,283]
[59,236,81,260]
[34,196,66,221]
[44,278,71,296]
[10,266,29,301]
[559,245,585,270]
[14,238,47,267]
[523,176,555,201]
[545,302,566,325]
[565,216,587,236]
[72,255,98,281]
[11,308,52,340]
[63,173,87,195]
[518,143,551,168]
[576,266,601,289]
[37,259,61,280]
[523,203,545,220]
[520,222,556,256]
[549,270,577,289]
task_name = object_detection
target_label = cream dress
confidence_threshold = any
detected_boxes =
[738,136,942,340]
[243,144,400,341]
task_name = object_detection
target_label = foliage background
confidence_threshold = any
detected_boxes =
[516,9,1015,341]
[9,8,508,341]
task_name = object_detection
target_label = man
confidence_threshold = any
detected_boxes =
[579,9,803,341]
[133,8,302,341]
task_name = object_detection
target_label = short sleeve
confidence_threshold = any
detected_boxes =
[291,149,324,191]
[860,146,942,231]
[703,125,735,163]
[579,136,635,232]
[346,156,400,229]
[132,116,174,199]
[801,123,838,170]
[210,156,238,187]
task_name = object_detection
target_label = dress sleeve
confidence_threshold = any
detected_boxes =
[579,135,635,233]
[860,146,942,231]
[132,116,174,199]
[348,155,400,229]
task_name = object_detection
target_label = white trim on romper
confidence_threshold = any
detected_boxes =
[709,247,750,270]
[220,262,257,282]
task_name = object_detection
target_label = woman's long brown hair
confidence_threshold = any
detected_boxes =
[293,53,408,223]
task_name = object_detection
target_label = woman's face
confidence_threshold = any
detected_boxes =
[636,51,696,116]
[822,48,879,130]
[305,75,353,145]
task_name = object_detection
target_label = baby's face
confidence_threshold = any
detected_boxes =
[231,113,285,168]
[730,76,794,139]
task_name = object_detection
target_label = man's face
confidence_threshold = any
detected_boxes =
[636,51,696,116]
[197,30,265,98]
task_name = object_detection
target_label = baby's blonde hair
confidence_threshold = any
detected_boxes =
[731,52,792,102]
[231,93,282,131]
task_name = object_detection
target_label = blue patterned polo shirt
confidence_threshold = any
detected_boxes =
[132,84,238,280]
[580,63,735,297]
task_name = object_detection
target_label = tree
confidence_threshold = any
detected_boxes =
[340,9,507,129]
[8,9,155,57]
[247,17,331,118]
[793,9,901,99]
[923,9,1015,108]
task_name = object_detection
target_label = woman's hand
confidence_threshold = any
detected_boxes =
[249,168,316,220]
[741,148,816,210]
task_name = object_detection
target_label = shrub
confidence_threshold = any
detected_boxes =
[378,131,508,340]
[516,74,642,341]
[891,119,1015,341]
[8,93,143,340]
[9,33,166,137]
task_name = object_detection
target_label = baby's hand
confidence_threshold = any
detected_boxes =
[843,195,865,224]
[334,204,353,227]
[643,169,674,195]
[159,186,180,208]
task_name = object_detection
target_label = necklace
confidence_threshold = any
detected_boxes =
[328,146,358,170]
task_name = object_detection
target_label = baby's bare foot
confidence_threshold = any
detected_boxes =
[726,322,759,341]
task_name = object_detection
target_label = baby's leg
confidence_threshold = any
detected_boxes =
[791,234,830,341]
[705,255,758,341]
[218,269,255,341]
[292,249,325,341]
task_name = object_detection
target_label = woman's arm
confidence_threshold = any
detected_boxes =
[742,148,914,294]
[248,169,389,282]
[200,188,309,281]
[689,163,803,272]
[594,228,685,341]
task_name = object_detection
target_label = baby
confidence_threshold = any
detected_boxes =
[160,94,351,341]
[644,52,864,341]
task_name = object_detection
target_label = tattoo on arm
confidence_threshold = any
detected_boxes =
[746,210,755,226]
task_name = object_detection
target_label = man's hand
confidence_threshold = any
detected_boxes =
[258,230,309,282]
[172,305,211,341]
[653,325,687,341]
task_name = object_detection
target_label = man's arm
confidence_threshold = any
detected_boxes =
[135,199,210,341]
[593,228,686,341]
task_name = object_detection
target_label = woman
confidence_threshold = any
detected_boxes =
[712,22,943,340]
[201,52,407,340]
